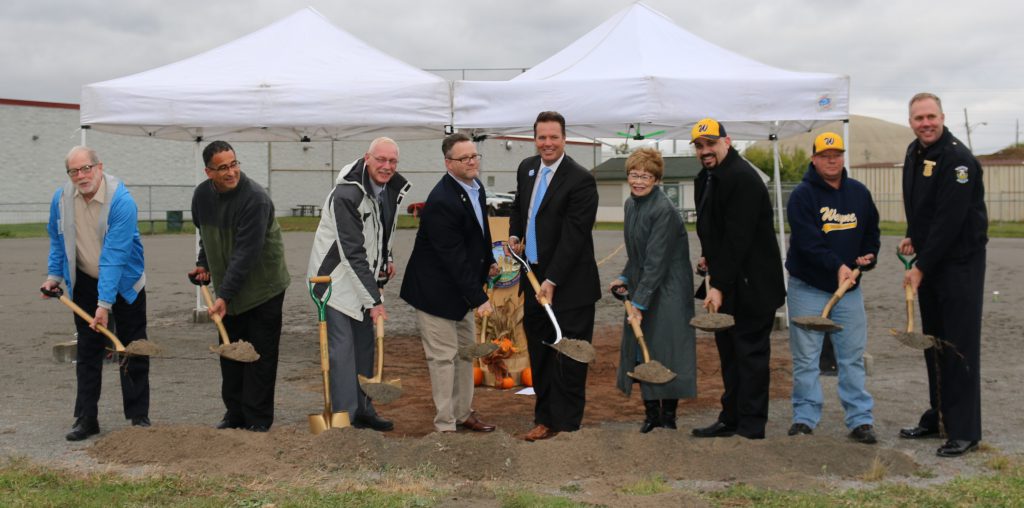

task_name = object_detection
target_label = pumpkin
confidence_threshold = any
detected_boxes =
[519,367,533,387]
[499,376,515,390]
[473,367,483,386]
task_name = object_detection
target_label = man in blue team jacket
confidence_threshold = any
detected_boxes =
[42,146,150,441]
[784,133,880,444]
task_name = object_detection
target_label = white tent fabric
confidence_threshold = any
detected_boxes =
[80,8,451,142]
[453,2,848,140]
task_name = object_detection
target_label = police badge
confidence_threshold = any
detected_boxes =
[955,166,969,184]
[923,160,936,177]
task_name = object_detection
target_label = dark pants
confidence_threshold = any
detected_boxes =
[917,252,985,441]
[713,312,774,438]
[71,270,149,420]
[220,291,285,428]
[523,299,594,433]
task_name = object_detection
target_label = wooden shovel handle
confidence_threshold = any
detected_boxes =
[524,271,550,305]
[624,300,652,363]
[58,295,126,352]
[309,275,332,284]
[199,285,231,346]
[820,268,861,318]
[904,283,916,333]
[365,315,384,384]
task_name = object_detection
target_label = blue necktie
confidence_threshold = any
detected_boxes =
[526,166,552,264]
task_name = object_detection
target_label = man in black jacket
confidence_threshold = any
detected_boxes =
[689,118,786,440]
[400,133,498,433]
[507,111,601,441]
[897,93,988,457]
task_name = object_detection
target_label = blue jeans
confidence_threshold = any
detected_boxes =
[787,276,873,429]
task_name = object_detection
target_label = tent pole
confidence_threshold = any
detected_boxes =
[193,138,205,322]
[771,130,789,322]
[843,119,851,178]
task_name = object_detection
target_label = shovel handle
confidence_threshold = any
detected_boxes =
[905,283,916,333]
[820,268,861,318]
[624,300,651,363]
[41,287,126,352]
[309,275,332,284]
[198,285,231,346]
[524,271,550,305]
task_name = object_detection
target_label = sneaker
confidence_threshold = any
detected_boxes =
[787,423,813,436]
[850,424,877,444]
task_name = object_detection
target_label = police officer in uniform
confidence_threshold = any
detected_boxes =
[897,93,988,458]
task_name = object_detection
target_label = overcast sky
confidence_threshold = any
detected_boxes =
[2,0,1021,154]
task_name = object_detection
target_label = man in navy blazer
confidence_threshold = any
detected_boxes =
[507,111,601,441]
[400,133,498,433]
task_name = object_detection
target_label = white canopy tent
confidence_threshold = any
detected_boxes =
[453,2,848,140]
[80,7,451,142]
[454,2,851,284]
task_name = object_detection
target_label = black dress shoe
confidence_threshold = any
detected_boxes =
[131,416,151,428]
[691,421,736,438]
[937,439,978,457]
[215,418,245,429]
[66,417,100,442]
[247,424,270,433]
[353,414,394,432]
[849,424,877,444]
[899,425,940,439]
[788,423,813,436]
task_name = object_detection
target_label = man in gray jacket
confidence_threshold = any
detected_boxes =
[308,137,410,431]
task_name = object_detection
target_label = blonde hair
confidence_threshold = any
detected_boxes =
[624,147,664,180]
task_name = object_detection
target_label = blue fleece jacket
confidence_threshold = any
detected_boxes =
[47,173,146,307]
[785,164,880,293]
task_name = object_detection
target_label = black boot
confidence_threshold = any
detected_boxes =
[640,400,661,433]
[660,399,678,429]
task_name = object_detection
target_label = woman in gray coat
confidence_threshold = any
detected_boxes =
[610,148,697,432]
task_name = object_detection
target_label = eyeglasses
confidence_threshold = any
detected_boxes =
[447,154,483,164]
[372,155,399,166]
[627,172,656,182]
[66,164,97,177]
[207,160,241,172]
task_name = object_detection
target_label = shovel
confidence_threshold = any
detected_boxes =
[690,276,735,332]
[890,252,937,349]
[40,286,159,356]
[792,268,861,332]
[458,277,500,361]
[188,274,259,363]
[612,285,676,384]
[506,246,596,364]
[358,314,403,404]
[307,275,351,434]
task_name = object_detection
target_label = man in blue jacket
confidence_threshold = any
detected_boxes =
[42,146,150,441]
[400,133,498,433]
[785,133,880,444]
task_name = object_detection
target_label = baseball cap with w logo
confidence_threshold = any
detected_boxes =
[690,118,727,143]
[813,132,845,154]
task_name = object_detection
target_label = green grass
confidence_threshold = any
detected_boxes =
[4,218,1024,239]
[3,459,1024,507]
[0,459,435,507]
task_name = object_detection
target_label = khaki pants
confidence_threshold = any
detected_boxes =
[416,310,476,432]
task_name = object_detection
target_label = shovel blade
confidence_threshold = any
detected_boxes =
[548,338,596,364]
[792,316,843,332]
[627,360,677,384]
[689,313,735,332]
[329,412,351,429]
[361,380,403,404]
[309,414,329,435]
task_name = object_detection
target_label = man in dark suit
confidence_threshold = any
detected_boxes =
[400,133,498,433]
[689,118,786,440]
[507,111,601,442]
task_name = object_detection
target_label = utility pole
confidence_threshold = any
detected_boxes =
[964,108,973,152]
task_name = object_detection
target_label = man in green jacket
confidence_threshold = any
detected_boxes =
[188,140,290,432]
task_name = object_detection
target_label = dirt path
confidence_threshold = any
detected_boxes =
[1,231,1021,501]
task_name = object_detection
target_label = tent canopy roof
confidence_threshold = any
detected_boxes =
[80,8,451,141]
[453,2,848,140]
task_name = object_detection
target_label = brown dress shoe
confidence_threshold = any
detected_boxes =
[458,413,496,432]
[523,424,559,442]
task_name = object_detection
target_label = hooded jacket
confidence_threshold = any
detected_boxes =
[47,173,146,308]
[307,158,410,320]
[785,164,880,293]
